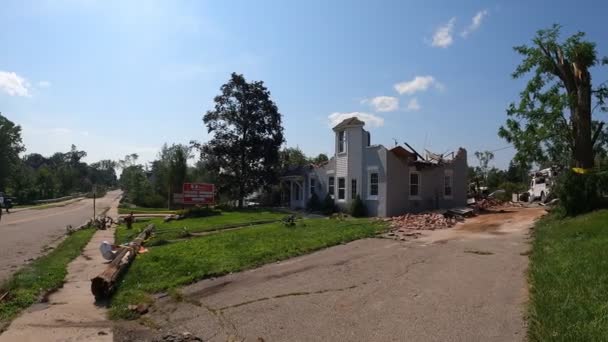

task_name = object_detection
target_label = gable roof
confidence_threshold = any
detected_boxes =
[333,117,365,130]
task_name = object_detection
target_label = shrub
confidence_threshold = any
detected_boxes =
[322,193,336,215]
[350,195,367,217]
[306,192,321,211]
[143,194,166,208]
[176,206,221,218]
[555,170,608,216]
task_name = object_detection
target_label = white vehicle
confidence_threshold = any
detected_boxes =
[528,168,557,203]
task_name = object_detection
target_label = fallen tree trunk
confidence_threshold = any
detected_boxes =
[91,224,154,299]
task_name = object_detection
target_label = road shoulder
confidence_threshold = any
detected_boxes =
[0,198,121,342]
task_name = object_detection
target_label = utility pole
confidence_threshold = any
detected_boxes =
[93,185,97,219]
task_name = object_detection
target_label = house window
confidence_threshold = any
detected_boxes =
[338,177,346,200]
[328,176,335,198]
[351,179,357,199]
[369,172,378,197]
[410,171,420,198]
[310,178,316,197]
[338,131,346,153]
[444,170,453,198]
[366,132,371,146]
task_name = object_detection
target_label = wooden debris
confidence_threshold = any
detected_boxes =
[90,224,154,299]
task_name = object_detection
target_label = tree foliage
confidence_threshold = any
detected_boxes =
[5,142,118,203]
[499,25,608,169]
[0,113,25,190]
[310,153,329,165]
[280,147,308,170]
[200,73,284,207]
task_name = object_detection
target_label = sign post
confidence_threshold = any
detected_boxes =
[182,183,215,205]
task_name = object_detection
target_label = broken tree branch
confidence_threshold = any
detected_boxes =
[591,122,605,146]
[91,224,155,299]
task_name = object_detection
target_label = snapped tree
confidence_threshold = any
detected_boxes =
[201,73,284,207]
[474,150,495,181]
[499,25,608,169]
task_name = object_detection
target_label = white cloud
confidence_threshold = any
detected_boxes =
[0,71,31,97]
[328,112,384,128]
[461,10,488,37]
[394,76,442,95]
[362,96,399,112]
[406,98,421,111]
[432,17,456,48]
[38,80,52,88]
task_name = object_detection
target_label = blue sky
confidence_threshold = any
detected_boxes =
[1,0,607,169]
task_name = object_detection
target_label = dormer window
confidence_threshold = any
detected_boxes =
[338,131,346,153]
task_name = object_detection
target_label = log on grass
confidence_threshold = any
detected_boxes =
[91,224,155,299]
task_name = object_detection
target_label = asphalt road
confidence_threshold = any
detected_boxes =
[116,207,545,342]
[0,190,122,284]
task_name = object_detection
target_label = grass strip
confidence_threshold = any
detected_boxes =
[528,209,608,341]
[115,209,287,244]
[0,228,96,330]
[109,218,387,319]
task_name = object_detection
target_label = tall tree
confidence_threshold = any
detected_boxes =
[0,113,25,190]
[499,25,608,169]
[201,73,284,207]
[474,150,495,181]
[168,144,189,207]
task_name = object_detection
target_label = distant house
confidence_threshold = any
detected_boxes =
[280,117,468,217]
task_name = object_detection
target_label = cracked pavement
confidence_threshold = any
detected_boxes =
[115,207,545,342]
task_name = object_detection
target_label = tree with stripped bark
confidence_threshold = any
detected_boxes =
[499,25,608,169]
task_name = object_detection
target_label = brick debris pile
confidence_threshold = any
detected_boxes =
[474,198,525,210]
[381,212,457,241]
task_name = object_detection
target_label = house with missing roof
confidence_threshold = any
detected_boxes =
[280,117,468,217]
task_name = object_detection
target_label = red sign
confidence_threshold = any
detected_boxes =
[183,183,215,205]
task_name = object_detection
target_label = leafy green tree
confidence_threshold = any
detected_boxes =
[168,144,189,206]
[201,73,284,207]
[280,147,308,170]
[499,25,608,169]
[506,160,530,184]
[0,113,25,190]
[486,167,507,190]
[310,153,329,165]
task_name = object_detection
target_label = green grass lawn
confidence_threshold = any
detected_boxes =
[0,228,96,330]
[528,209,608,341]
[109,217,387,319]
[115,209,287,244]
[117,207,177,215]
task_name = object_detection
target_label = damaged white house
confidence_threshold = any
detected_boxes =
[280,117,468,217]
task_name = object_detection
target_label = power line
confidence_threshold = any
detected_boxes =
[489,145,514,153]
